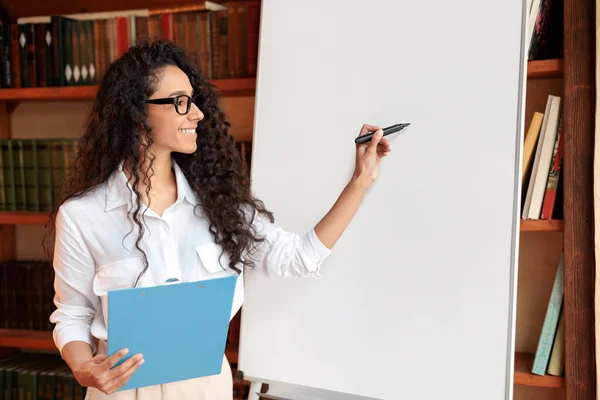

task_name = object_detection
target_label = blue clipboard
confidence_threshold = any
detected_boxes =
[107,275,237,391]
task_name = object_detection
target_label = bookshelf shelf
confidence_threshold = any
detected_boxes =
[0,212,49,225]
[0,0,218,19]
[0,78,256,101]
[1,329,555,387]
[0,213,565,231]
[527,59,563,79]
[520,219,564,232]
[0,329,239,363]
[0,329,56,351]
[514,352,565,388]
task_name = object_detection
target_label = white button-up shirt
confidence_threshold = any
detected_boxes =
[50,161,332,355]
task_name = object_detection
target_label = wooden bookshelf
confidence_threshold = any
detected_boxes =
[527,59,563,79]
[0,329,240,363]
[520,219,564,232]
[0,78,256,102]
[0,1,594,398]
[514,352,565,388]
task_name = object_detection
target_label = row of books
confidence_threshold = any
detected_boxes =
[0,260,55,331]
[521,94,563,220]
[0,137,252,213]
[0,353,83,400]
[531,252,565,377]
[0,1,260,88]
[526,0,562,60]
[0,138,75,212]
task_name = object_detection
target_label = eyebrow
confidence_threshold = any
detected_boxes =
[168,90,192,97]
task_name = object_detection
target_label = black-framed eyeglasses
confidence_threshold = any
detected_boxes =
[145,94,200,115]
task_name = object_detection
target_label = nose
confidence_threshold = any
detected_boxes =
[188,102,204,122]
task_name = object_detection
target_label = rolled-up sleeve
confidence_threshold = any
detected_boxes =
[50,207,98,355]
[247,209,332,278]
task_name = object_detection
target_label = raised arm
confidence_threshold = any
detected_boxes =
[247,124,390,277]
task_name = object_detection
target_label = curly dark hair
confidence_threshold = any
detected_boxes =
[44,40,273,281]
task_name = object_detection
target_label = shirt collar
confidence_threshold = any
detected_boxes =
[105,159,198,213]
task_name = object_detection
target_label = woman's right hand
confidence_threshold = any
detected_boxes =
[73,348,144,395]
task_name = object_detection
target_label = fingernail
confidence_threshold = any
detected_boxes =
[139,359,145,365]
[376,130,383,136]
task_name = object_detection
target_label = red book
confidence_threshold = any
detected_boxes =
[540,113,564,219]
[161,13,174,41]
[116,17,129,57]
[247,1,261,77]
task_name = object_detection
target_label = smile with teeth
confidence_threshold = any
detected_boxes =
[178,128,196,135]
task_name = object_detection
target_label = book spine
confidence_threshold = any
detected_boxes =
[532,254,565,375]
[540,113,564,219]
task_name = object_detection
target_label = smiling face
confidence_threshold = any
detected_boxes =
[145,65,204,155]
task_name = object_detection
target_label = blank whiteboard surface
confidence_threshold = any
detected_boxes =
[239,0,525,399]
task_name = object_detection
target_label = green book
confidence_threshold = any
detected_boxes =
[13,140,26,211]
[36,139,53,211]
[1,140,16,211]
[23,139,39,211]
[50,139,65,208]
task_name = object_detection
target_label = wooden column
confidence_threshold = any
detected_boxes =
[563,0,596,397]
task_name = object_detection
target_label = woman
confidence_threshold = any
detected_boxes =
[46,40,391,399]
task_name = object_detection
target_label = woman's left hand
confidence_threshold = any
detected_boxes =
[351,124,391,188]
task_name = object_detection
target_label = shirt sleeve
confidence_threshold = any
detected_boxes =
[50,206,99,356]
[246,208,332,278]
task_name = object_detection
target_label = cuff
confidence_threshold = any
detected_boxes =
[53,325,96,357]
[305,229,333,279]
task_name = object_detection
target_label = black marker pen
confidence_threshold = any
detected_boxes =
[355,123,410,145]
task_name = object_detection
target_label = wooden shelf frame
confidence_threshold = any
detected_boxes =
[0,330,561,388]
[514,352,565,388]
[0,78,256,102]
[0,328,239,363]
[0,0,229,19]
[520,219,564,232]
[527,59,563,79]
[0,213,566,232]
[0,61,556,102]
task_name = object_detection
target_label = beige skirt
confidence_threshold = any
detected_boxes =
[85,341,233,400]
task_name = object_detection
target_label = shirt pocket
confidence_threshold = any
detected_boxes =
[92,257,146,297]
[195,243,230,275]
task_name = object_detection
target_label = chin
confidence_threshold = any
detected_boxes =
[178,144,197,154]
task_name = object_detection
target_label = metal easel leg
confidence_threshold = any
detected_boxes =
[248,381,264,400]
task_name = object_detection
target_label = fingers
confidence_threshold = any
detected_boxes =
[379,138,391,151]
[108,353,144,381]
[103,356,145,394]
[101,348,129,372]
[359,124,382,136]
[367,129,383,154]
